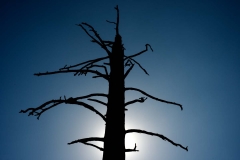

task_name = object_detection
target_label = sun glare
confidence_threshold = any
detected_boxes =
[125,133,136,149]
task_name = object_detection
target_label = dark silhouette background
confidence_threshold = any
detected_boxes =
[1,1,240,160]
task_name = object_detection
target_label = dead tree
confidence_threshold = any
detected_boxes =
[20,6,188,160]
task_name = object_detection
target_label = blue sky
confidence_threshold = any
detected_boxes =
[1,0,240,160]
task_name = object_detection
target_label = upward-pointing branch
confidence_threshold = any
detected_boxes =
[106,5,120,35]
[124,44,153,60]
[115,5,120,35]
[125,97,147,107]
[125,87,183,110]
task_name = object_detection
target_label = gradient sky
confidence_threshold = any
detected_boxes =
[1,0,240,160]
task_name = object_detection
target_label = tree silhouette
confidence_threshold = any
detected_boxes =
[20,5,188,160]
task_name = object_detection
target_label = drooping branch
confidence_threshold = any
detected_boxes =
[19,101,62,120]
[123,44,153,75]
[126,129,188,151]
[125,97,147,107]
[88,98,107,106]
[125,87,183,110]
[77,23,111,55]
[125,57,149,75]
[68,137,140,152]
[20,94,108,121]
[66,100,106,121]
[68,137,104,151]
[124,44,153,60]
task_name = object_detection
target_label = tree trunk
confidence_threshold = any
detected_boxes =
[103,34,125,160]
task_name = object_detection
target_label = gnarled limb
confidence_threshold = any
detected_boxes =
[126,129,188,151]
[125,97,147,107]
[125,87,183,110]
[77,23,111,55]
[34,68,109,81]
[68,137,104,151]
[35,56,110,80]
[19,101,62,120]
[20,94,107,121]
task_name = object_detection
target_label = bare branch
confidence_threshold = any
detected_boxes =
[76,23,103,47]
[124,59,133,66]
[130,57,149,75]
[125,97,147,107]
[66,100,106,121]
[78,23,111,55]
[126,129,188,151]
[125,143,139,152]
[125,149,139,152]
[124,44,153,60]
[104,62,110,66]
[125,87,183,110]
[68,137,104,151]
[106,5,120,35]
[124,56,149,75]
[91,64,109,76]
[123,44,151,76]
[115,5,120,35]
[106,20,116,25]
[88,98,107,106]
[73,93,108,100]
[59,56,109,71]
[34,68,109,81]
[124,63,134,79]
[20,94,107,121]
[103,40,114,49]
[68,137,104,144]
